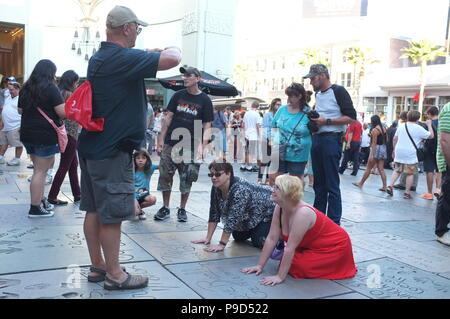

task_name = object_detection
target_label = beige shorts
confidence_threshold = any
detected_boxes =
[394,163,419,175]
[0,129,23,147]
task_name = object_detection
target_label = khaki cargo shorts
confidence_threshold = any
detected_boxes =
[0,128,22,147]
[79,151,135,224]
[158,145,201,195]
[394,163,419,175]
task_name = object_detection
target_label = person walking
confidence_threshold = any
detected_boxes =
[47,70,81,206]
[387,111,434,199]
[352,115,388,191]
[241,102,262,172]
[304,65,357,225]
[18,60,66,218]
[360,123,371,166]
[258,98,281,185]
[77,5,181,291]
[385,121,398,169]
[421,106,441,200]
[339,120,363,176]
[435,102,450,246]
[0,82,24,167]
[230,112,243,162]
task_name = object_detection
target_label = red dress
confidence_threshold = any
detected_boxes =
[282,205,357,280]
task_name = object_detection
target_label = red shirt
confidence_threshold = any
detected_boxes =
[345,121,363,143]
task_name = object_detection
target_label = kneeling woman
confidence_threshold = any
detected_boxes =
[242,176,357,286]
[192,162,276,253]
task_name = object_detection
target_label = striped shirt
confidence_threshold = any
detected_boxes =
[437,103,450,172]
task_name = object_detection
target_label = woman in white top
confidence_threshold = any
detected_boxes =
[387,111,434,199]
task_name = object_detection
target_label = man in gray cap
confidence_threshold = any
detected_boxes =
[304,64,357,226]
[156,66,214,223]
[78,5,181,291]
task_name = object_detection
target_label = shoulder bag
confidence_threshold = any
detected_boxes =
[405,123,425,162]
[278,112,306,162]
[37,107,68,153]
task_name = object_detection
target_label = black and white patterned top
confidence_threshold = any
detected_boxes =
[209,177,276,233]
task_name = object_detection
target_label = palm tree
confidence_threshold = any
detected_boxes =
[346,46,380,109]
[299,48,331,68]
[233,64,250,94]
[401,39,447,115]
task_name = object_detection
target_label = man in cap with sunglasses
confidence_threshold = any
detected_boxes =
[78,5,182,291]
[304,64,357,226]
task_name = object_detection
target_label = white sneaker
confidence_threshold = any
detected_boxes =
[27,175,32,182]
[46,176,53,185]
[7,158,20,166]
[138,211,147,221]
[437,232,450,246]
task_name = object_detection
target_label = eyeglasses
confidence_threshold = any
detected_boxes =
[127,23,142,35]
[208,172,225,178]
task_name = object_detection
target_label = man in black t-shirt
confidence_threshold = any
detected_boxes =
[156,66,214,223]
[78,5,181,291]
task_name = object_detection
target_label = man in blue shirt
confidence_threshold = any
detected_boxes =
[78,5,181,291]
[304,65,357,225]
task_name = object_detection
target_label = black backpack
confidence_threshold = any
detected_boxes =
[424,121,438,155]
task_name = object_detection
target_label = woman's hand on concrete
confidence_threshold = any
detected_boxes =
[241,265,263,276]
[192,238,211,245]
[204,244,225,253]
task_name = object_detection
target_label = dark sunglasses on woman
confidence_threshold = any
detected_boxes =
[208,172,225,178]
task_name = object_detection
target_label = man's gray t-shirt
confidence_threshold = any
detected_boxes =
[315,84,357,134]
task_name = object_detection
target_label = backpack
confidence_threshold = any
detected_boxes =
[65,48,119,132]
[65,81,105,132]
[424,121,438,155]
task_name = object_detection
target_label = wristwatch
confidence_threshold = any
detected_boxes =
[326,119,332,126]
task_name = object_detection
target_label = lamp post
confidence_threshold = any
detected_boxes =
[71,0,104,61]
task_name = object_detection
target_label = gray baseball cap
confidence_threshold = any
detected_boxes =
[180,66,201,78]
[106,6,149,28]
[303,64,329,79]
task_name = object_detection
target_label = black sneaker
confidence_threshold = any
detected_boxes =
[48,199,69,206]
[29,206,55,219]
[177,208,188,223]
[154,207,170,221]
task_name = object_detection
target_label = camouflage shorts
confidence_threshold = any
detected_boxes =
[158,145,201,195]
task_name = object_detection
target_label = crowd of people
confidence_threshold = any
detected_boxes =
[0,5,449,292]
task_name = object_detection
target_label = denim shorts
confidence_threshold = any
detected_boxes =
[23,143,60,159]
[278,160,307,176]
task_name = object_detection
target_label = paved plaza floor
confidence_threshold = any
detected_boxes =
[0,149,449,300]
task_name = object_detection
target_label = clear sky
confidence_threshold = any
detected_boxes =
[235,0,449,58]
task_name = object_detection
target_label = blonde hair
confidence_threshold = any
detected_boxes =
[275,175,304,202]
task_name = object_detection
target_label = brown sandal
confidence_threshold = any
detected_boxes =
[88,266,127,283]
[104,273,149,291]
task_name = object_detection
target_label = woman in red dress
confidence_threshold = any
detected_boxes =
[242,175,357,286]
